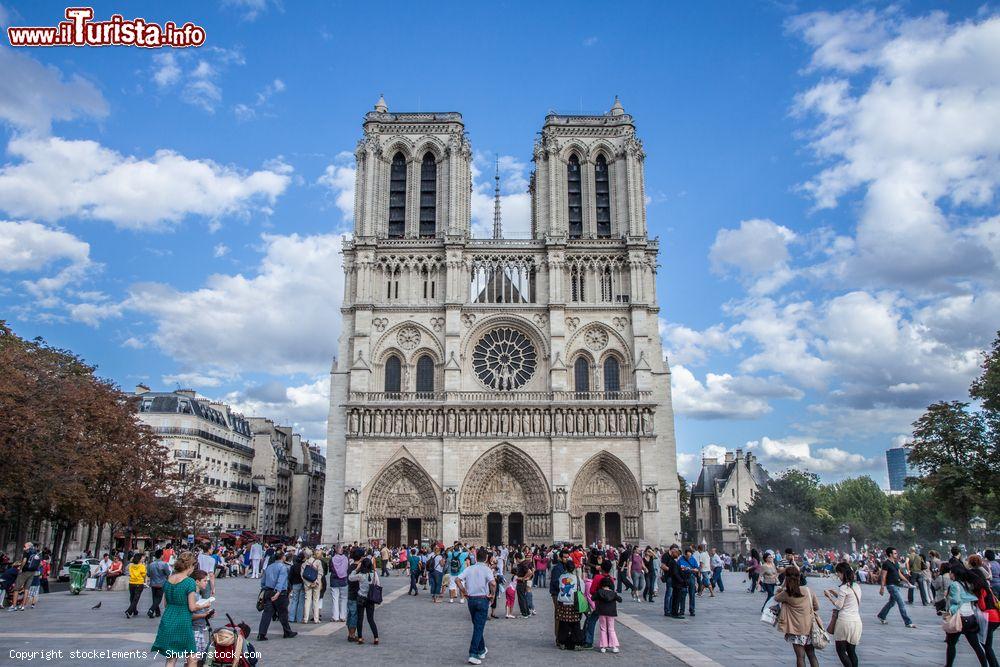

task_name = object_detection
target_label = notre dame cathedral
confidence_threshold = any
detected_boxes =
[321,96,680,548]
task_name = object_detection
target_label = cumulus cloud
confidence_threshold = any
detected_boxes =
[127,232,345,375]
[670,365,801,420]
[745,435,876,474]
[317,151,357,223]
[151,47,245,113]
[0,220,90,272]
[470,153,531,238]
[234,78,285,121]
[0,136,291,229]
[223,376,330,444]
[659,319,737,366]
[0,47,108,133]
[710,219,797,294]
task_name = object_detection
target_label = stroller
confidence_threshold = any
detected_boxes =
[201,613,259,667]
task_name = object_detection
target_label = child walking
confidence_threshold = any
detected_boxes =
[504,578,517,618]
[594,576,622,653]
[191,569,214,657]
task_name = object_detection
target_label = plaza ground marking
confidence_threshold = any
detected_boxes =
[617,612,723,667]
[306,582,410,636]
[0,631,156,643]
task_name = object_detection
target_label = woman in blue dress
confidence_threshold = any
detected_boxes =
[152,552,201,667]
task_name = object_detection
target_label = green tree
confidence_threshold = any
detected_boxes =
[741,469,821,548]
[820,476,890,541]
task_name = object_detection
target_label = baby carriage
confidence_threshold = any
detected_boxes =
[201,614,259,667]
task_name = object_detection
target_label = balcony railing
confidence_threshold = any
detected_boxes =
[348,390,651,403]
[153,426,254,457]
[173,449,198,459]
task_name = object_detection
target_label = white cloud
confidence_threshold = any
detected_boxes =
[582,36,599,47]
[122,336,146,350]
[0,220,89,272]
[0,48,108,133]
[235,78,285,121]
[0,136,291,229]
[223,376,329,443]
[470,153,531,238]
[746,435,876,474]
[152,53,181,88]
[150,47,244,114]
[670,365,801,420]
[659,319,737,366]
[222,0,275,21]
[67,299,122,327]
[162,371,228,389]
[213,244,230,258]
[710,219,797,294]
[789,9,1000,287]
[316,152,356,223]
[127,232,345,375]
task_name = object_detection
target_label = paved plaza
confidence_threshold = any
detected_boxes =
[0,572,975,665]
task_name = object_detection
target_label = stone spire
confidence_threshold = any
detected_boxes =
[609,95,625,116]
[374,94,387,113]
[492,156,502,239]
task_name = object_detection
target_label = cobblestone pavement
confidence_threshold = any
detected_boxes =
[0,571,971,665]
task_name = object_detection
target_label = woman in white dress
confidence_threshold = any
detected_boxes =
[824,561,862,667]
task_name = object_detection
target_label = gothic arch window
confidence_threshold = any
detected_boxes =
[416,354,435,394]
[603,356,621,394]
[567,154,583,239]
[384,355,402,394]
[595,154,611,237]
[419,152,437,238]
[574,356,591,393]
[388,152,406,238]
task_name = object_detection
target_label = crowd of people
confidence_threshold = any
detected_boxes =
[6,535,1000,666]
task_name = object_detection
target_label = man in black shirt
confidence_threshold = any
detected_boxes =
[877,546,915,628]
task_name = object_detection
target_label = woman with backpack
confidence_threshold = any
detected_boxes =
[943,563,989,667]
[349,557,380,645]
[301,549,325,623]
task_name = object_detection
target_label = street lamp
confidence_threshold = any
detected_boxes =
[790,526,800,551]
[891,519,905,534]
[839,523,850,556]
[971,516,987,549]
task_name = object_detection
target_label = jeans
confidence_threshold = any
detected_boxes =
[409,570,420,594]
[670,586,687,616]
[631,571,645,595]
[584,611,599,645]
[712,566,724,592]
[467,596,489,658]
[126,584,143,615]
[907,578,928,605]
[288,583,304,622]
[96,573,106,590]
[662,583,673,615]
[356,597,377,640]
[761,582,776,612]
[687,573,697,614]
[516,582,530,616]
[346,598,358,629]
[533,570,546,588]
[946,626,988,666]
[430,570,443,596]
[148,586,164,616]
[643,572,655,601]
[258,590,292,637]
[877,584,912,625]
[748,571,759,593]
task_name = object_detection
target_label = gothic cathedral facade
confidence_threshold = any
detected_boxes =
[322,97,680,548]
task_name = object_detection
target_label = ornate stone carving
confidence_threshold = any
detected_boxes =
[613,317,628,330]
[373,317,389,332]
[397,326,421,350]
[430,317,445,332]
[644,486,658,511]
[568,452,642,539]
[459,443,551,540]
[444,487,457,512]
[345,488,359,513]
[366,459,438,525]
[565,317,580,331]
[585,327,609,351]
[461,313,476,329]
[554,487,567,511]
[472,327,538,391]
[533,313,548,326]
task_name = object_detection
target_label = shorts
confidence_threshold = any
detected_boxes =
[449,576,459,591]
[28,585,40,598]
[15,571,34,590]
[194,628,209,654]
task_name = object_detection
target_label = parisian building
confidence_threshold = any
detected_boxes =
[322,96,680,547]
[689,449,769,554]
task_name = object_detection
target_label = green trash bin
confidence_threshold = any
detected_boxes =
[68,562,88,595]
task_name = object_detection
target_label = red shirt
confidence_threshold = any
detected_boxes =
[979,590,1000,623]
[162,548,173,563]
[590,573,605,596]
[571,550,584,569]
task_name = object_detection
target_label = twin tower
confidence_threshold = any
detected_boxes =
[322,96,680,548]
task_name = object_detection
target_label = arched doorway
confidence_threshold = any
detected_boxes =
[459,443,551,544]
[569,452,641,545]
[365,458,439,545]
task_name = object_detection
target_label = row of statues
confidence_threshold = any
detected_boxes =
[346,406,655,437]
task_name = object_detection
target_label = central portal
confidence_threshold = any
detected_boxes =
[487,512,503,546]
[508,512,524,545]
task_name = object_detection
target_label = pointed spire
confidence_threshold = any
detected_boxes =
[610,95,625,116]
[374,94,387,113]
[492,156,503,240]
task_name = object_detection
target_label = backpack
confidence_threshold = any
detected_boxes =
[302,561,318,584]
[24,551,40,573]
[450,553,461,574]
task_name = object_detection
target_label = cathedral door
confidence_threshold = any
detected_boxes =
[604,512,621,546]
[508,512,524,545]
[585,512,601,545]
[386,518,401,547]
[407,518,422,546]
[487,513,503,546]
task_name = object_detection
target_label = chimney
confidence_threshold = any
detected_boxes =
[135,383,151,395]
[175,389,196,398]
[702,456,718,466]
[724,452,735,464]
[735,448,744,460]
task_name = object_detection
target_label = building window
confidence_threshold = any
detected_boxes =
[388,152,406,238]
[727,506,738,525]
[570,264,585,302]
[384,355,402,394]
[600,266,613,302]
[603,357,621,394]
[416,355,434,394]
[567,154,583,238]
[574,357,590,393]
[419,152,436,237]
[595,154,611,237]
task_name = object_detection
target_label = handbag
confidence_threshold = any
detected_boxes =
[826,609,839,635]
[942,612,962,633]
[760,605,778,626]
[574,575,590,614]
[85,577,98,590]
[367,574,384,605]
[808,590,830,650]
[256,588,270,612]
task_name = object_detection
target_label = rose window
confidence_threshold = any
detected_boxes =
[472,327,537,391]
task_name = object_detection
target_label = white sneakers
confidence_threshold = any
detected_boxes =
[467,658,481,665]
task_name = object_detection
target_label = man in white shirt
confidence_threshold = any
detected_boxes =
[709,547,725,593]
[96,554,111,590]
[249,541,264,578]
[196,546,217,597]
[456,547,497,665]
[695,544,713,597]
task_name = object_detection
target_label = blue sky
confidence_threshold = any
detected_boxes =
[1,1,998,485]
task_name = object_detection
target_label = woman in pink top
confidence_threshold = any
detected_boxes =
[533,551,550,588]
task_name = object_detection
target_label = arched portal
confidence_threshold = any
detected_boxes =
[459,443,550,544]
[365,458,439,545]
[569,451,641,544]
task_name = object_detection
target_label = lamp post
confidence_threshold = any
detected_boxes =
[790,526,800,553]
[839,523,850,555]
[892,519,905,535]
[970,516,987,550]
